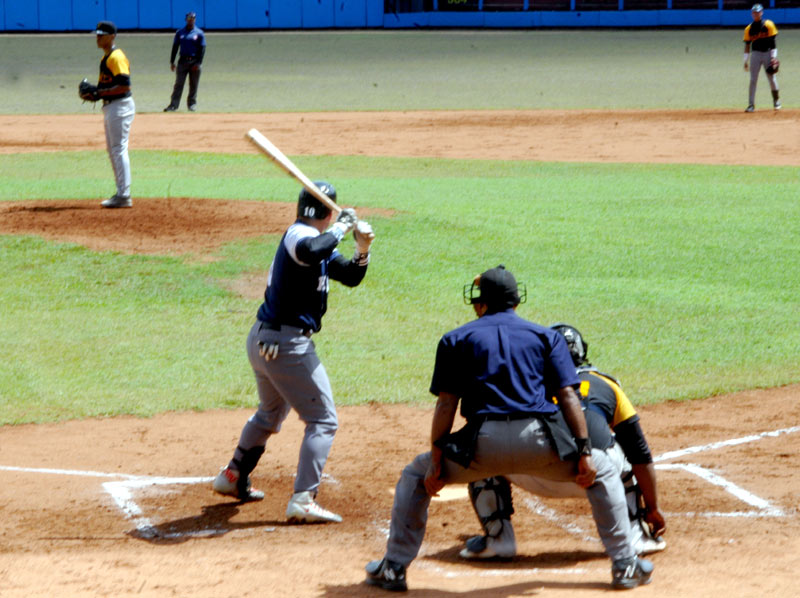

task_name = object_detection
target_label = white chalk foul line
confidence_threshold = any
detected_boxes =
[656,463,785,516]
[0,464,148,480]
[653,425,800,463]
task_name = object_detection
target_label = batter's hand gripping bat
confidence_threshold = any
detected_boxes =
[245,128,341,215]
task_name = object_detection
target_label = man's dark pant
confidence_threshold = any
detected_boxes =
[169,59,201,109]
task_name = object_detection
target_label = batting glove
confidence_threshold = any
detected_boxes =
[328,208,357,242]
[258,340,279,362]
[354,220,375,254]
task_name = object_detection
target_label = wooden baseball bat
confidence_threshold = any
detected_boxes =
[245,128,341,215]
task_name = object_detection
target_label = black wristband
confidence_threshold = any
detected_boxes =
[575,437,592,457]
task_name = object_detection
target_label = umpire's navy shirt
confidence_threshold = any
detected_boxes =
[175,25,205,58]
[430,310,579,420]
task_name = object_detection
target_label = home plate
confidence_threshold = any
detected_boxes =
[389,485,469,502]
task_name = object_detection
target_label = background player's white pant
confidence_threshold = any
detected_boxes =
[749,50,779,106]
[102,96,135,198]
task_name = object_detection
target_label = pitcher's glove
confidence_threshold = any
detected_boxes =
[79,78,100,102]
[766,59,780,75]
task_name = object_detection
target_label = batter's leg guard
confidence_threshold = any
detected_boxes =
[233,445,266,499]
[460,477,516,559]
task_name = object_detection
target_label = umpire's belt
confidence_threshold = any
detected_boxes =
[259,320,312,338]
[480,412,544,422]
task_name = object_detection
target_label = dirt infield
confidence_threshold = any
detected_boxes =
[1,110,798,597]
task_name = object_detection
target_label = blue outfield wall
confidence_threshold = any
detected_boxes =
[1,1,799,30]
[0,0,383,30]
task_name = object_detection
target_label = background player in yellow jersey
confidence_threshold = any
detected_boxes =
[92,21,135,208]
[459,323,666,561]
[743,4,781,112]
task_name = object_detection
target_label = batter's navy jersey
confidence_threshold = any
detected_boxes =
[257,221,338,332]
[430,310,579,420]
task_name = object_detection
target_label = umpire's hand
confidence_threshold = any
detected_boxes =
[575,454,597,488]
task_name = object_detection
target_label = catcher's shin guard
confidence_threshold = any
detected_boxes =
[470,476,515,537]
[461,477,516,559]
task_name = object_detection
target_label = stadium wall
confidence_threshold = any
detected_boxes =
[1,0,799,30]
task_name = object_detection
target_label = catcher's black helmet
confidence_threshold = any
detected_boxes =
[550,323,588,367]
[297,181,336,220]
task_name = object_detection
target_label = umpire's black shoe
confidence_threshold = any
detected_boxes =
[163,105,177,112]
[188,104,196,112]
[611,557,653,590]
[365,558,407,592]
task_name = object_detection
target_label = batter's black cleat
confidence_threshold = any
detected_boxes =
[611,557,654,590]
[101,195,132,208]
[745,105,755,113]
[163,105,177,112]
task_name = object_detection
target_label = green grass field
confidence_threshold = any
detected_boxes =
[1,30,798,424]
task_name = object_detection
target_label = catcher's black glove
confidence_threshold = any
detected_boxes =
[78,78,99,102]
[766,59,780,75]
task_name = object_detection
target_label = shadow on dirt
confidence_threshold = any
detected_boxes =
[126,501,294,544]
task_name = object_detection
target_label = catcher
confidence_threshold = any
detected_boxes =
[743,4,781,112]
[79,21,135,208]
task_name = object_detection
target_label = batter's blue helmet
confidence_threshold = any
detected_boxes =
[297,181,336,220]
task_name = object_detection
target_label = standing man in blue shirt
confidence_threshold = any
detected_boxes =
[164,11,206,112]
[212,182,375,525]
[365,265,653,592]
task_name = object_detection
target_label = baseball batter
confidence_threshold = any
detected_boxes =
[460,323,666,561]
[213,182,375,524]
[365,266,653,592]
[743,3,781,112]
[91,21,135,208]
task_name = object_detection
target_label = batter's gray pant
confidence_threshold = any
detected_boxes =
[749,50,779,106]
[384,418,635,567]
[169,61,201,108]
[235,321,338,495]
[102,96,135,199]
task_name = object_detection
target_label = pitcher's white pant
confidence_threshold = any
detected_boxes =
[102,96,135,198]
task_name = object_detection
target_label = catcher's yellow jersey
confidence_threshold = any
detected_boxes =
[579,370,637,429]
[744,19,778,52]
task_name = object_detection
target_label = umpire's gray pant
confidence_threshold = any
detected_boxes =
[236,321,338,495]
[384,418,635,567]
[102,96,135,198]
[749,50,779,106]
[170,60,202,108]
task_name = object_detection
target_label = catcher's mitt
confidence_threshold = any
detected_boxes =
[78,78,99,102]
[766,59,780,75]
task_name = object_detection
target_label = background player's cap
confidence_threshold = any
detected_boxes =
[186,11,197,18]
[94,21,117,35]
[751,3,763,12]
[464,264,526,310]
